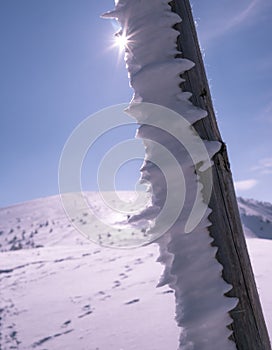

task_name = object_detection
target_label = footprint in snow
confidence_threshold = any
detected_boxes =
[124,265,132,272]
[134,258,143,265]
[78,310,93,319]
[62,320,71,328]
[82,304,91,311]
[125,298,140,305]
[113,280,121,288]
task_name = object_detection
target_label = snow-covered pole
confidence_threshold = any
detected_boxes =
[170,0,271,349]
[103,0,270,349]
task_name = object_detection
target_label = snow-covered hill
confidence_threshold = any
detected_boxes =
[237,197,272,339]
[238,197,272,240]
[0,193,271,349]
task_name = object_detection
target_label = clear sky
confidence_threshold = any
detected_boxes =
[1,0,272,207]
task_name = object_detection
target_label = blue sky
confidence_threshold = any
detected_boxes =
[1,0,272,207]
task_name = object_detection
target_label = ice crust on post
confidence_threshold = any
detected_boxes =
[103,1,238,349]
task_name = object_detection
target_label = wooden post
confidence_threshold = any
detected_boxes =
[170,1,271,349]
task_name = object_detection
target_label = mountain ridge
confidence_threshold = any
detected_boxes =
[1,193,271,253]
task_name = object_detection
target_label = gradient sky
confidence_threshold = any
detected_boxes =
[1,0,272,207]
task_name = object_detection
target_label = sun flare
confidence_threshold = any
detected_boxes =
[115,33,128,51]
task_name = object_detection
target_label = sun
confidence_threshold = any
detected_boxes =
[114,32,128,51]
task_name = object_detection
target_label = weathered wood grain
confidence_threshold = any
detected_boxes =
[170,0,271,349]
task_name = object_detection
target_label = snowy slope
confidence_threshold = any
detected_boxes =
[238,197,272,240]
[0,193,271,349]
[0,193,179,350]
[237,197,272,338]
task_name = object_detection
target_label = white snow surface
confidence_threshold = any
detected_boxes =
[0,193,271,349]
[0,193,179,350]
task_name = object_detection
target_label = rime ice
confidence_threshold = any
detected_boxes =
[103,1,238,349]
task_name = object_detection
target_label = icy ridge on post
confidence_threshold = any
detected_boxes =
[103,1,238,349]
